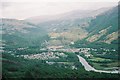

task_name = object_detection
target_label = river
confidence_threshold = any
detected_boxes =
[77,55,119,74]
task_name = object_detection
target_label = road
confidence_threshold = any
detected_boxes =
[77,55,120,74]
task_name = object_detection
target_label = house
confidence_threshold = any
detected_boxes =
[47,46,64,50]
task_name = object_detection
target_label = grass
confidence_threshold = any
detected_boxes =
[88,56,119,70]
[89,57,112,62]
[107,61,120,67]
[92,63,107,70]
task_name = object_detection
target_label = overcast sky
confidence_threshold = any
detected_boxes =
[0,0,119,20]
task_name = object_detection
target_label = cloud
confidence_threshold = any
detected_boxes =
[0,2,118,20]
[1,0,119,2]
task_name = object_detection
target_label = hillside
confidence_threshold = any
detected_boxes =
[72,6,119,49]
[0,18,49,49]
[26,7,110,24]
[30,8,110,47]
[1,5,119,79]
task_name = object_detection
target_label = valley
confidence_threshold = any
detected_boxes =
[1,3,120,79]
[2,45,119,78]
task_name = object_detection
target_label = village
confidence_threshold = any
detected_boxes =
[19,51,68,60]
[39,45,117,59]
[8,45,116,61]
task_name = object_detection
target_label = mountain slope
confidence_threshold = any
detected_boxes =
[1,18,49,49]
[28,7,112,47]
[72,6,119,49]
[26,7,110,24]
[86,6,118,43]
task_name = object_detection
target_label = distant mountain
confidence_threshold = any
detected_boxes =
[0,18,48,48]
[26,7,111,24]
[33,7,111,32]
[1,18,36,34]
[25,7,111,47]
[1,6,118,49]
[86,6,119,43]
[72,6,119,49]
